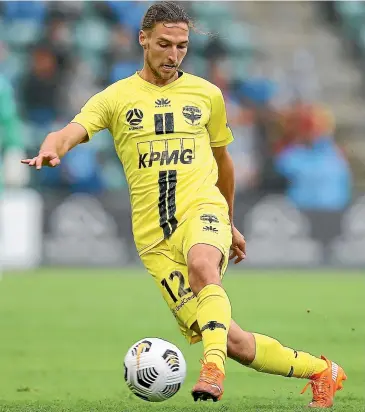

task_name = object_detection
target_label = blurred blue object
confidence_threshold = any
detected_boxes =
[238,78,277,105]
[27,108,57,127]
[275,137,352,211]
[110,61,140,83]
[106,1,149,32]
[4,1,46,22]
[62,145,104,194]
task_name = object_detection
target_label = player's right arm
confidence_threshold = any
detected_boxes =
[21,89,112,170]
[21,123,88,169]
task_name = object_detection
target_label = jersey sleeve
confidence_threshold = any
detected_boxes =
[71,89,112,139]
[207,87,234,147]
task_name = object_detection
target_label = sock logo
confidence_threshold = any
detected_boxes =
[287,366,294,377]
[201,321,226,332]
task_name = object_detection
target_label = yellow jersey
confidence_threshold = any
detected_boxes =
[72,72,234,254]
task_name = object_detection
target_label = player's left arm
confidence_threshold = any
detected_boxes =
[212,146,246,263]
[207,87,246,263]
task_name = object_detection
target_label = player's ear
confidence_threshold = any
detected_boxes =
[139,30,148,49]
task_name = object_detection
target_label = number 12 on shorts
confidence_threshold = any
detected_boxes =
[161,271,192,303]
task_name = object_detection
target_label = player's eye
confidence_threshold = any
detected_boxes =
[178,45,187,50]
[159,43,168,48]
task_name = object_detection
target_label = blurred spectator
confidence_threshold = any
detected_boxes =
[60,57,100,119]
[231,61,286,194]
[46,1,84,21]
[41,16,74,73]
[0,71,29,188]
[0,0,356,200]
[19,46,60,127]
[289,49,321,103]
[207,59,260,192]
[274,105,352,210]
[106,24,141,84]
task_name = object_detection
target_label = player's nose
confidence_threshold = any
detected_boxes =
[168,46,178,63]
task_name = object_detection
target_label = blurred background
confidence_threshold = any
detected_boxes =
[1,1,365,269]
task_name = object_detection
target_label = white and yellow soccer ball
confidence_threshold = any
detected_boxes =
[124,338,187,402]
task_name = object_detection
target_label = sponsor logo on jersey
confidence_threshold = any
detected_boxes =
[172,293,196,314]
[203,225,218,234]
[182,105,202,125]
[137,138,195,169]
[126,108,144,130]
[200,214,219,224]
[155,98,171,108]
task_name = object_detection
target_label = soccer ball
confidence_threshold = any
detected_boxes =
[124,337,187,402]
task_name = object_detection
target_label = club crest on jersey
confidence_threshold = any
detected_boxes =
[182,105,202,125]
[126,108,144,130]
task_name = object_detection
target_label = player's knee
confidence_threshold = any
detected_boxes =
[188,256,220,294]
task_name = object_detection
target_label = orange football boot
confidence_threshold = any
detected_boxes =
[191,361,225,402]
[301,355,347,408]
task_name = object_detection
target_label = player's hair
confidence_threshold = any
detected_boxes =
[141,2,193,31]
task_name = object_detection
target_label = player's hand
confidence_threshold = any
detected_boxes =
[21,151,61,170]
[229,225,246,264]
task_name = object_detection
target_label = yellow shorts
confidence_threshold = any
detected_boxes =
[140,206,232,344]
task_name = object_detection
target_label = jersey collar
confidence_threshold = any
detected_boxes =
[134,70,185,92]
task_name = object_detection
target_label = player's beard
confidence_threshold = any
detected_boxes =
[146,53,177,81]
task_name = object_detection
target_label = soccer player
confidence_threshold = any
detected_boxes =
[22,2,346,407]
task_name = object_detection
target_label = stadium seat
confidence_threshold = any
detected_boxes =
[335,1,365,19]
[190,2,233,22]
[218,22,254,55]
[335,1,365,40]
[2,51,28,83]
[106,1,151,32]
[101,159,128,190]
[189,29,212,53]
[0,18,4,41]
[5,20,41,48]
[78,52,107,79]
[230,55,252,82]
[188,55,208,78]
[3,1,46,22]
[357,26,365,56]
[74,20,111,53]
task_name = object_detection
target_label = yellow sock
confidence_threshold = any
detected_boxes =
[249,333,328,378]
[196,284,231,374]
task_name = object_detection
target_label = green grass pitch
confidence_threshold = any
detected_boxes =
[0,269,364,412]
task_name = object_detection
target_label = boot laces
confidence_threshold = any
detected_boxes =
[198,359,221,385]
[301,376,330,404]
